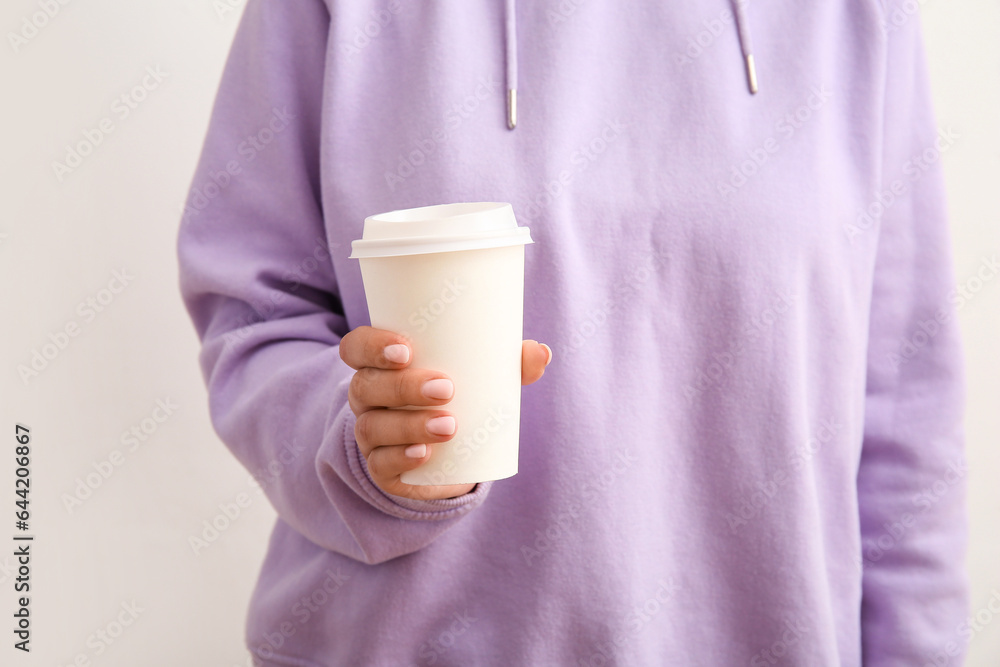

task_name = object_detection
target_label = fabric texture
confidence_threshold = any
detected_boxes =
[177,0,968,664]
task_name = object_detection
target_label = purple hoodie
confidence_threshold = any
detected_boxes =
[178,0,968,665]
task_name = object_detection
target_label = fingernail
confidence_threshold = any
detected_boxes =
[541,343,553,366]
[421,378,454,400]
[404,444,427,459]
[384,344,409,364]
[426,416,456,436]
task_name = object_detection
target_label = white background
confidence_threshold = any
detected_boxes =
[0,0,997,665]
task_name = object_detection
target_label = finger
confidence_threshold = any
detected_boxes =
[354,409,456,458]
[365,442,430,490]
[521,340,552,386]
[349,367,455,413]
[365,443,475,499]
[340,325,411,371]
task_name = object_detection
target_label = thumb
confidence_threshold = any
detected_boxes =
[521,340,552,386]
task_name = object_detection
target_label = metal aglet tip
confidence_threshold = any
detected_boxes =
[745,54,758,95]
[507,89,517,130]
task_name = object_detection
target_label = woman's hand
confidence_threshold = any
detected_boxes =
[339,326,551,501]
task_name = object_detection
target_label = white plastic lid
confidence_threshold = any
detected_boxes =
[349,202,533,259]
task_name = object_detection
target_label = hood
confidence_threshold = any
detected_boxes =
[502,0,758,130]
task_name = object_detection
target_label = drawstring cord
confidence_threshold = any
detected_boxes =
[732,0,758,94]
[504,0,518,129]
[502,1,757,130]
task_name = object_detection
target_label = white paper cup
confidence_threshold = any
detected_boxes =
[349,203,533,485]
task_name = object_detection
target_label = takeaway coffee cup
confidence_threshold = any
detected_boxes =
[349,202,533,485]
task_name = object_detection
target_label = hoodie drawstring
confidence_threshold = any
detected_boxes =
[502,1,757,130]
[504,0,518,129]
[731,0,758,94]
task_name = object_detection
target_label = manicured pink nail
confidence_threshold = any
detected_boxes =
[384,344,410,364]
[541,343,553,366]
[404,444,427,459]
[426,416,456,436]
[421,379,454,400]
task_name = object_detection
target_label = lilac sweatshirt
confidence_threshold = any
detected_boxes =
[178,1,968,665]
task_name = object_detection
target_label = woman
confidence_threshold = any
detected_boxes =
[179,1,967,663]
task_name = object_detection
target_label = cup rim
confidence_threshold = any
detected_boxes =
[350,202,533,259]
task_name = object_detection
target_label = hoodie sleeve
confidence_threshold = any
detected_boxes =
[177,0,491,565]
[857,4,968,663]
